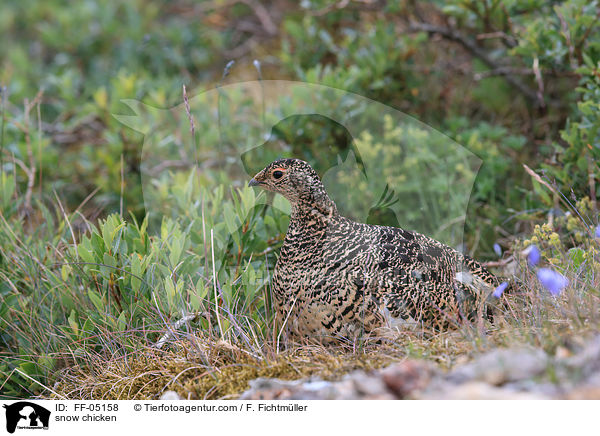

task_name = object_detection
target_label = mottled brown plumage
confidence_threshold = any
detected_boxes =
[249,158,499,342]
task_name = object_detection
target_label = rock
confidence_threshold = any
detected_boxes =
[381,360,436,398]
[447,348,548,385]
[240,378,308,400]
[239,360,436,400]
[416,381,549,400]
[562,386,600,400]
[348,371,396,399]
[564,335,600,377]
[237,337,600,400]
[239,377,345,400]
[554,346,571,359]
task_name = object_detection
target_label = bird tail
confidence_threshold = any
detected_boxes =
[460,254,503,288]
[450,254,499,322]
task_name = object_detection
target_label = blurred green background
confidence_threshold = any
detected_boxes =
[1,0,599,398]
[2,0,599,252]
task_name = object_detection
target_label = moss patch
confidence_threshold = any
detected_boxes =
[51,337,410,399]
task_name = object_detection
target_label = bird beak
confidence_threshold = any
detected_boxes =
[248,178,260,187]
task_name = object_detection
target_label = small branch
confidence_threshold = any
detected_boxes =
[13,90,43,218]
[211,228,225,340]
[149,159,191,176]
[239,0,277,35]
[474,67,534,80]
[532,57,545,108]
[522,163,558,195]
[407,22,562,108]
[1,151,32,177]
[22,98,36,216]
[155,312,202,349]
[37,98,42,198]
[482,257,513,268]
[523,163,590,230]
[223,37,257,58]
[474,67,578,80]
[119,153,124,217]
[556,9,577,70]
[309,0,382,16]
[575,10,600,64]
[476,31,517,47]
[588,152,597,215]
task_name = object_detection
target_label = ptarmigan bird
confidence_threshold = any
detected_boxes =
[249,158,500,341]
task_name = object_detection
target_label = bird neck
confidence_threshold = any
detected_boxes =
[290,189,338,225]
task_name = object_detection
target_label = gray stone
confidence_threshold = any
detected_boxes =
[447,348,548,385]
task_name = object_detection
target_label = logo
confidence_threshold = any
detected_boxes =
[3,402,50,434]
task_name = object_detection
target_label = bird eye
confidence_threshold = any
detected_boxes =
[273,170,284,179]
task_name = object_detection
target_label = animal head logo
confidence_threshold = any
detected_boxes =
[3,402,51,434]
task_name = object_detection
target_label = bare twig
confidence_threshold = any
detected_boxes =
[575,9,600,63]
[53,190,77,246]
[556,9,577,70]
[182,84,195,139]
[532,57,545,108]
[73,186,101,216]
[155,312,201,349]
[120,153,124,217]
[474,67,577,80]
[12,90,43,217]
[474,67,533,80]
[0,86,6,165]
[310,0,382,16]
[476,31,517,47]
[523,163,558,195]
[23,97,35,215]
[1,151,31,176]
[588,151,597,215]
[482,257,514,268]
[523,163,590,230]
[408,22,562,108]
[239,0,277,35]
[37,98,42,198]
[223,37,256,58]
[211,228,225,340]
[148,159,191,176]
[0,367,68,400]
[277,294,298,351]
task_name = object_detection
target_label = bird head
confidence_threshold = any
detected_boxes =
[248,158,336,214]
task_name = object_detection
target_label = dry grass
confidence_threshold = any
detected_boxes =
[49,263,600,400]
[51,337,404,400]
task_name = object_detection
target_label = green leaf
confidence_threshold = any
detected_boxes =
[18,362,38,377]
[165,278,176,302]
[101,253,117,279]
[68,309,79,336]
[223,202,238,234]
[117,311,127,331]
[88,289,104,312]
[195,276,209,301]
[582,52,595,69]
[273,194,291,215]
[568,248,585,269]
[77,241,95,263]
[0,172,16,210]
[37,355,55,372]
[130,254,142,293]
[81,318,95,337]
[61,265,72,281]
[263,215,277,229]
[169,236,185,267]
